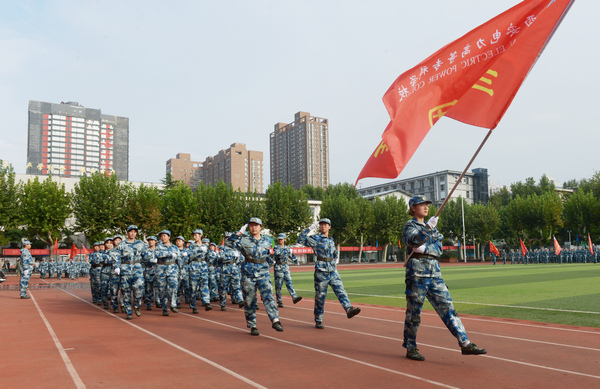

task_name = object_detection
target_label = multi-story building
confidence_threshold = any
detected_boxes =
[167,143,264,193]
[26,100,129,180]
[357,168,489,206]
[270,111,329,190]
[166,153,204,190]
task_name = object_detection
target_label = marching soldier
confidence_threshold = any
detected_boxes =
[273,233,302,308]
[154,230,180,316]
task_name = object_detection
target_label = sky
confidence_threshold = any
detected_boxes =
[1,0,597,190]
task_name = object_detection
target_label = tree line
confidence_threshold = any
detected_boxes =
[2,160,599,259]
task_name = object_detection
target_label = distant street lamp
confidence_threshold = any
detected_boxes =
[567,230,572,244]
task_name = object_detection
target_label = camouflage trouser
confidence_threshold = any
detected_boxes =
[314,269,352,323]
[110,273,121,310]
[274,264,298,304]
[189,262,210,308]
[156,264,179,311]
[19,267,33,297]
[120,265,144,315]
[241,274,279,328]
[101,270,111,307]
[176,267,189,307]
[89,268,102,303]
[144,267,157,308]
[208,266,218,300]
[403,276,469,349]
[219,263,243,307]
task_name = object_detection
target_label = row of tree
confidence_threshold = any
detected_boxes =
[2,159,599,260]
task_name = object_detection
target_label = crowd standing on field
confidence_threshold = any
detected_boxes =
[490,246,598,265]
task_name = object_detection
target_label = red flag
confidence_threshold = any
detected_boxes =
[588,233,594,255]
[553,236,561,256]
[356,0,574,183]
[489,241,500,256]
[53,238,58,254]
[398,240,402,249]
[519,238,528,257]
[69,243,77,259]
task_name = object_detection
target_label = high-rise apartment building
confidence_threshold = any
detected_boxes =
[26,100,129,180]
[166,153,204,190]
[270,111,329,190]
[167,143,264,193]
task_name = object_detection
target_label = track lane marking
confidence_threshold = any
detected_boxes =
[30,292,86,389]
[48,286,266,389]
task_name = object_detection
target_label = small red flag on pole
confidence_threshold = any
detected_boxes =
[553,236,562,256]
[588,233,594,255]
[519,238,528,257]
[69,243,77,259]
[489,241,500,256]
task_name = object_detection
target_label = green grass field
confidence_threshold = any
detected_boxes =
[283,263,600,328]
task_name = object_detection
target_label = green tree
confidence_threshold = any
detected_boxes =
[121,183,163,238]
[19,176,71,247]
[0,160,19,246]
[72,172,124,243]
[488,186,511,210]
[195,181,245,241]
[578,171,600,198]
[563,190,600,238]
[161,181,199,238]
[465,204,499,259]
[320,192,360,246]
[299,184,326,201]
[264,182,311,240]
[371,196,409,261]
[510,177,540,198]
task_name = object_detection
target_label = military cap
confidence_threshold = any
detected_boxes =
[126,225,138,232]
[159,230,171,237]
[224,232,232,238]
[248,217,263,226]
[147,236,157,241]
[408,195,432,208]
[202,238,210,243]
[104,237,114,243]
[277,233,287,240]
[23,240,32,245]
[93,241,101,246]
[210,242,216,247]
[175,235,185,242]
[192,229,204,235]
[319,218,331,225]
[113,234,124,241]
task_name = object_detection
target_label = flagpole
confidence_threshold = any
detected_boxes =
[404,129,493,267]
[435,128,494,217]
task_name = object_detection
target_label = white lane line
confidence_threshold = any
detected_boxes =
[287,296,600,336]
[30,292,86,389]
[56,288,266,389]
[268,316,600,381]
[179,313,459,389]
[278,303,600,351]
[294,288,600,315]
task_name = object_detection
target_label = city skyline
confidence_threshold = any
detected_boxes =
[1,1,597,189]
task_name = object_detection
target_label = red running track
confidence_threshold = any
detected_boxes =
[2,272,599,388]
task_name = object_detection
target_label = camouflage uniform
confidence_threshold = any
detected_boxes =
[155,231,180,315]
[273,235,301,307]
[100,241,113,309]
[88,243,104,305]
[48,259,56,278]
[115,227,145,318]
[403,216,471,350]
[297,219,359,325]
[174,236,191,308]
[188,230,211,312]
[141,238,158,309]
[108,238,123,311]
[228,218,281,332]
[218,238,244,309]
[39,259,48,279]
[19,242,34,298]
[56,258,64,279]
[206,238,219,301]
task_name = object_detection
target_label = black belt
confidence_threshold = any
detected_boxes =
[275,261,288,265]
[244,257,267,264]
[317,257,334,262]
[91,264,103,268]
[191,258,206,262]
[120,260,140,264]
[411,254,438,260]
[157,259,175,265]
